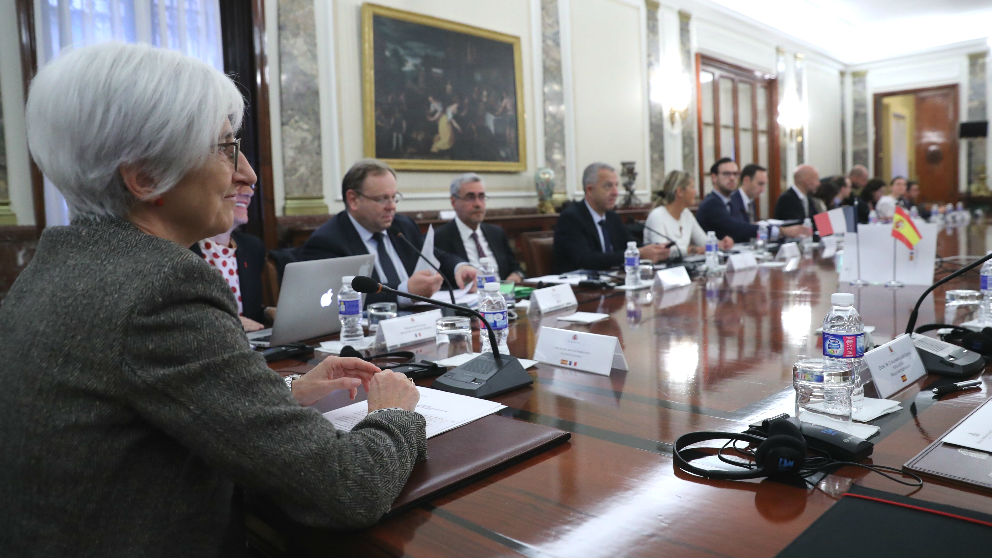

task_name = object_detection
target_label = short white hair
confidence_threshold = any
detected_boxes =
[25,42,244,219]
[449,173,483,197]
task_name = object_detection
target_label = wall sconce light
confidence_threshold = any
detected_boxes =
[652,57,692,134]
[777,89,806,142]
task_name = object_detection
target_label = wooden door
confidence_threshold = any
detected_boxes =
[914,86,958,204]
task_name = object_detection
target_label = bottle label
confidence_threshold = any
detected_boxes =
[476,276,486,289]
[483,310,508,331]
[822,332,864,358]
[485,274,499,284]
[625,255,638,267]
[983,275,990,291]
[706,244,715,253]
[339,298,361,316]
[795,370,824,383]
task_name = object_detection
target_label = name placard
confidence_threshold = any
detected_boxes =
[532,326,628,376]
[776,242,801,261]
[863,333,927,398]
[820,236,838,259]
[727,253,758,271]
[530,284,578,314]
[375,309,442,350]
[654,266,692,289]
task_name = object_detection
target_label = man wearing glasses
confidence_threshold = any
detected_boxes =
[435,173,525,283]
[302,159,477,306]
[697,157,808,243]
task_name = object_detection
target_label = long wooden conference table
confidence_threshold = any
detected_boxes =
[260,225,992,557]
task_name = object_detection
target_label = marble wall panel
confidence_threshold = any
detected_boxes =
[851,71,869,169]
[967,52,987,194]
[646,1,664,190]
[840,71,847,170]
[678,11,694,175]
[541,0,567,197]
[279,0,323,200]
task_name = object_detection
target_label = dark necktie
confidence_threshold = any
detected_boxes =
[748,202,756,223]
[470,231,488,260]
[598,219,612,253]
[372,232,401,286]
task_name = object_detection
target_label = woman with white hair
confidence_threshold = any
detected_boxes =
[0,42,425,555]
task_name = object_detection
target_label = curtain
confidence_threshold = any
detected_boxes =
[36,0,223,226]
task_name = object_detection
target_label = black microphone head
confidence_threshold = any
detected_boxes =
[339,345,365,359]
[352,275,381,294]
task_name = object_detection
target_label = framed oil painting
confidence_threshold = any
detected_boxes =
[362,3,526,172]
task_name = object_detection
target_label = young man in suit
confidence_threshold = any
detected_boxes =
[774,164,821,222]
[697,158,808,243]
[435,173,525,282]
[301,159,477,305]
[552,162,670,273]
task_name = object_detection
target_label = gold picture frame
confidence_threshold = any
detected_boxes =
[362,3,526,172]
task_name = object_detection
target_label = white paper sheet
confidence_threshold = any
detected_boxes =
[852,397,902,423]
[556,312,609,324]
[942,399,992,454]
[433,352,538,369]
[413,225,442,273]
[430,283,477,305]
[323,386,506,439]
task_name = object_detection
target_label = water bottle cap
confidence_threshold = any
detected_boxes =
[627,241,637,248]
[831,292,854,306]
[484,281,501,292]
[342,275,355,286]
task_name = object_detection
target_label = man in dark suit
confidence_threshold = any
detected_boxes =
[435,173,525,282]
[697,158,809,243]
[774,164,821,222]
[553,162,669,273]
[301,159,477,306]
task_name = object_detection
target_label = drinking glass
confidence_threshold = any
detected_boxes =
[435,316,472,358]
[944,289,981,325]
[367,302,398,332]
[793,357,853,424]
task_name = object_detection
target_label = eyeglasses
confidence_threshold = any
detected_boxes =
[356,191,403,206]
[217,137,241,172]
[718,171,739,178]
[454,192,486,202]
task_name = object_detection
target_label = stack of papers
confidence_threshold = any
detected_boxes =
[323,387,506,438]
[853,397,901,423]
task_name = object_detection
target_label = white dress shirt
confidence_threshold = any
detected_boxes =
[453,216,493,267]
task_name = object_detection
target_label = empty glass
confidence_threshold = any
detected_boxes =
[944,289,981,325]
[638,262,655,284]
[435,316,472,358]
[367,302,398,332]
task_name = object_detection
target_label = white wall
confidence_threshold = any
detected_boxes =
[0,0,33,225]
[805,58,843,175]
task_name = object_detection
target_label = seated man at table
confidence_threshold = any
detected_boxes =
[697,159,808,243]
[553,162,670,273]
[435,173,525,282]
[774,164,821,222]
[301,158,476,305]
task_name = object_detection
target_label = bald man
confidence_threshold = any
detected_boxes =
[774,164,821,222]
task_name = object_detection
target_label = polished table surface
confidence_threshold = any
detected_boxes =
[265,224,992,557]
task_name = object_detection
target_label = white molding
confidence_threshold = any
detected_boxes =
[315,0,342,213]
[849,39,989,72]
[265,0,285,216]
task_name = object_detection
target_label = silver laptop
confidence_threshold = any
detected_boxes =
[248,254,374,347]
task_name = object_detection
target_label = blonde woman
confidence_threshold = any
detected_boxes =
[645,170,733,256]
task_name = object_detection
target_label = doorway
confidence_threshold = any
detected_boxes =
[873,85,958,205]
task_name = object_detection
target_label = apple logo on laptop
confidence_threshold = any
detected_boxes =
[319,288,334,308]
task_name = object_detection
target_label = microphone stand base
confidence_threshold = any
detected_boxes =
[431,353,533,398]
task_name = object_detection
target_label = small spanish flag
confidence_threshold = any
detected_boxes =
[891,206,921,249]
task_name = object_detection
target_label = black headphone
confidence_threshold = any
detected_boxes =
[673,419,807,480]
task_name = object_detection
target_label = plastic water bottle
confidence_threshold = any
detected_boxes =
[957,202,971,225]
[705,231,719,269]
[338,275,364,344]
[801,218,814,253]
[822,292,866,412]
[980,255,992,324]
[868,210,878,224]
[755,222,768,249]
[479,281,509,355]
[909,205,919,218]
[624,241,640,287]
[476,256,498,289]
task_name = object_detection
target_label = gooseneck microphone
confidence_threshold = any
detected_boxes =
[641,223,683,261]
[351,276,532,398]
[905,251,992,334]
[393,230,458,306]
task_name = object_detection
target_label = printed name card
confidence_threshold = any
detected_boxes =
[375,309,442,350]
[776,242,801,261]
[532,326,628,376]
[654,266,692,289]
[727,253,758,271]
[863,333,927,398]
[820,236,838,259]
[530,283,578,314]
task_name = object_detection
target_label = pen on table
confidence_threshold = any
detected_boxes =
[931,379,983,397]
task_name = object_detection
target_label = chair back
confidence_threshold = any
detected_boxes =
[520,231,555,277]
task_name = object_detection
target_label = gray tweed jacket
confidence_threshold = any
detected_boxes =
[0,217,426,556]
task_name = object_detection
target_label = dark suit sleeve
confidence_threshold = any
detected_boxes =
[233,230,267,324]
[553,206,624,273]
[774,191,804,221]
[300,220,350,262]
[696,195,758,244]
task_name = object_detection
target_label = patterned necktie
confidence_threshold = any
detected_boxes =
[470,231,487,260]
[598,219,612,253]
[372,232,401,286]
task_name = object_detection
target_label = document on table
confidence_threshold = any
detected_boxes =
[322,387,506,439]
[556,311,609,324]
[942,399,992,453]
[430,282,477,305]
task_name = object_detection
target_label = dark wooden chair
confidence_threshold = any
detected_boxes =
[519,231,555,277]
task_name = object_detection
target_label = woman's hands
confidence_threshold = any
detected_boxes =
[289,356,419,412]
